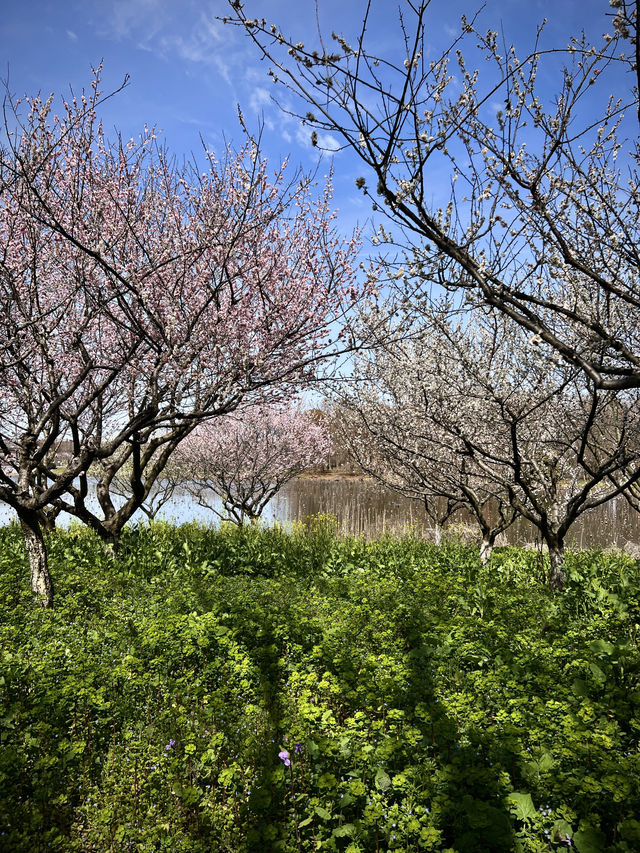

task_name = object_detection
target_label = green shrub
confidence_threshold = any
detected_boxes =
[0,522,638,851]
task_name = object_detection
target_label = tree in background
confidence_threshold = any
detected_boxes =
[226,1,640,390]
[0,70,363,606]
[340,303,640,588]
[174,404,332,525]
[332,350,518,560]
[331,303,518,559]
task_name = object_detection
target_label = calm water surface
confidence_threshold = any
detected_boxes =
[273,477,640,550]
[1,477,639,549]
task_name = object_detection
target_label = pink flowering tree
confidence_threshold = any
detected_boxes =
[0,70,363,606]
[174,404,332,525]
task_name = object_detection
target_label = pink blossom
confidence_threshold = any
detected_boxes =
[175,403,332,524]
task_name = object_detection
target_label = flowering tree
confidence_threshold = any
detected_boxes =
[335,397,471,546]
[174,404,332,524]
[0,71,362,606]
[226,1,640,390]
[344,304,640,588]
[332,377,518,560]
[331,304,518,558]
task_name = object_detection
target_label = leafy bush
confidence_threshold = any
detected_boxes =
[0,523,639,851]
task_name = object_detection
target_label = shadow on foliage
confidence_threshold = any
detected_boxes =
[397,596,515,853]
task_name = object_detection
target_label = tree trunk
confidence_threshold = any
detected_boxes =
[433,523,442,546]
[68,505,122,558]
[479,535,495,565]
[19,509,54,608]
[99,531,121,559]
[39,508,58,535]
[547,540,566,591]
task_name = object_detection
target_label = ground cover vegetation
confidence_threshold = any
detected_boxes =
[1,520,639,852]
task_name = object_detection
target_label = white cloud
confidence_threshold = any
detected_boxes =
[250,87,271,108]
[108,0,167,42]
[248,86,272,113]
[199,11,224,44]
[156,13,226,65]
[212,55,233,88]
[295,124,341,152]
[101,1,228,68]
[66,30,78,42]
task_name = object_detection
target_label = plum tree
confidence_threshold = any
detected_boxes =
[0,70,362,605]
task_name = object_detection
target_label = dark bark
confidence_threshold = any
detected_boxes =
[18,509,54,608]
[38,507,58,534]
[547,538,566,591]
[471,498,516,565]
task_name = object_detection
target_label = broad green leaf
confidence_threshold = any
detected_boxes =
[553,819,573,842]
[507,792,537,822]
[375,768,391,792]
[589,639,614,656]
[537,752,554,772]
[573,828,606,853]
[333,823,355,838]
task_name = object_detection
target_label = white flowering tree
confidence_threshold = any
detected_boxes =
[226,1,640,390]
[331,308,518,559]
[338,303,640,587]
[173,404,332,525]
[331,354,517,558]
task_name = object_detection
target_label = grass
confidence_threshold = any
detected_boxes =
[0,517,639,852]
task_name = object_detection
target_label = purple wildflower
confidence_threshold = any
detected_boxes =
[278,749,291,766]
[294,743,303,754]
[165,739,176,751]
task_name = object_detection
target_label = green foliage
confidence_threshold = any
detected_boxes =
[1,523,639,851]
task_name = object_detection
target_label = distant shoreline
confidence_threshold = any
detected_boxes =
[296,470,368,482]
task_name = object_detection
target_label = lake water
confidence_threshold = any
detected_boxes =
[2,476,639,550]
[275,477,640,550]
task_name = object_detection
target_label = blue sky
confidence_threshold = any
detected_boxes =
[0,0,625,241]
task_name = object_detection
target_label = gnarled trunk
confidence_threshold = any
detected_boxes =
[479,535,495,565]
[19,509,53,608]
[38,507,58,535]
[547,537,566,591]
[98,527,121,559]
